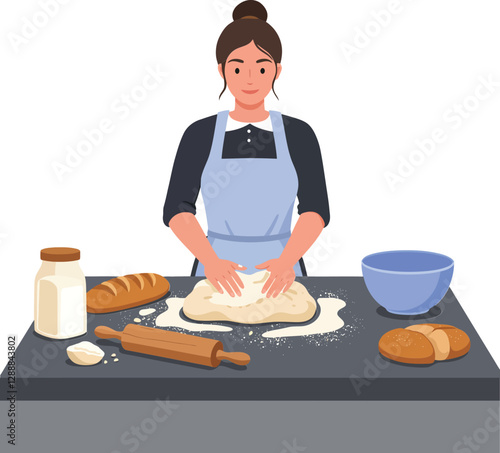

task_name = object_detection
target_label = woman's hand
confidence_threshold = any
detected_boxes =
[255,258,295,298]
[203,258,246,297]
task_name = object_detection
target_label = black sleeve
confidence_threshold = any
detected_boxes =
[283,115,330,227]
[163,115,216,227]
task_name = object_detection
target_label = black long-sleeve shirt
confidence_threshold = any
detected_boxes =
[163,114,330,228]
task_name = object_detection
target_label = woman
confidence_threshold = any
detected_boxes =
[163,0,329,299]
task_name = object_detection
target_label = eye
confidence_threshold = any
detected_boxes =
[260,68,265,74]
[235,68,240,74]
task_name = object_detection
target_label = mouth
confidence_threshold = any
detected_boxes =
[242,89,259,94]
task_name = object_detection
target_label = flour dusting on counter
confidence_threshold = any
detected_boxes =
[155,297,233,333]
[139,308,156,317]
[262,298,346,338]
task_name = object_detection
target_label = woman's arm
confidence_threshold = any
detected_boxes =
[280,211,325,267]
[169,213,246,297]
[163,117,214,227]
[256,212,324,297]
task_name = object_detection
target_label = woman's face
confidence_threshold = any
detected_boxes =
[219,40,281,105]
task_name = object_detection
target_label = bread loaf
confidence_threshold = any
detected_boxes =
[378,323,470,365]
[87,273,170,313]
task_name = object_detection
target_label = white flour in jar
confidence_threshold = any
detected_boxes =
[36,275,86,338]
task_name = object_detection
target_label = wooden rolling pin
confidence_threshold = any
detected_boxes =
[95,325,250,368]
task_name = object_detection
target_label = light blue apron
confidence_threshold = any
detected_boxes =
[196,110,303,277]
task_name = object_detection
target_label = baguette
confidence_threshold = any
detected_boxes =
[379,323,470,365]
[87,273,170,313]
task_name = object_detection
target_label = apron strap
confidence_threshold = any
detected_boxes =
[208,110,230,160]
[269,110,287,159]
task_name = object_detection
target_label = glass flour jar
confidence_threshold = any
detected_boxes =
[34,247,87,339]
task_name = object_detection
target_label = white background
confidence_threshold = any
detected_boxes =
[0,0,499,368]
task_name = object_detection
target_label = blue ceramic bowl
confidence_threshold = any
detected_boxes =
[361,250,454,315]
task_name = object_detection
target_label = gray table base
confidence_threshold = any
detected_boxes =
[3,400,499,453]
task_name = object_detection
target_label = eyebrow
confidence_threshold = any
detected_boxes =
[227,58,273,64]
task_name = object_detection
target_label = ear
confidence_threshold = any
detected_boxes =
[275,63,282,80]
[218,63,224,78]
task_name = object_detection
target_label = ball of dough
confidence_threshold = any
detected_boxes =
[67,341,105,366]
[183,271,317,324]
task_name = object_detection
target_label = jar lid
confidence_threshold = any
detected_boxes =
[41,247,80,262]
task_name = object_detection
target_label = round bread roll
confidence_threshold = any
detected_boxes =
[379,323,470,365]
[378,328,435,364]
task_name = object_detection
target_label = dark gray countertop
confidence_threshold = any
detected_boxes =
[2,276,499,401]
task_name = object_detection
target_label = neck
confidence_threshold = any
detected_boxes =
[230,98,269,122]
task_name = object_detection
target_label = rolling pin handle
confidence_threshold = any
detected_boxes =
[216,350,251,366]
[94,326,122,340]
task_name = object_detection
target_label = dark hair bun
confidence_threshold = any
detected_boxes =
[233,1,268,22]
